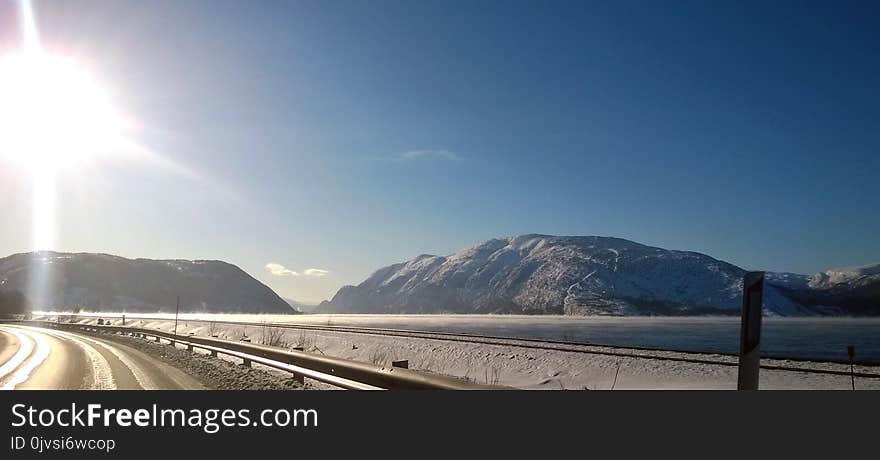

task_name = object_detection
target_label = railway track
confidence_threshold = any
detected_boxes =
[43,315,880,380]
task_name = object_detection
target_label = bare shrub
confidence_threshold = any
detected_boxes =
[293,330,317,351]
[206,322,220,337]
[260,326,287,347]
[610,362,621,390]
[235,326,249,342]
[483,366,500,386]
[369,348,390,366]
[414,354,440,372]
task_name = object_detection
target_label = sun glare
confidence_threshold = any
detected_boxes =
[0,52,123,172]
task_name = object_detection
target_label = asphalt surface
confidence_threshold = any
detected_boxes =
[0,324,207,390]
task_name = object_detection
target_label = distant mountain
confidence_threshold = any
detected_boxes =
[768,265,880,316]
[284,298,303,311]
[319,234,879,316]
[284,297,322,313]
[0,252,294,314]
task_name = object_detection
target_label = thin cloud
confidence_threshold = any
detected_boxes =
[266,263,330,278]
[303,268,330,277]
[398,149,461,161]
[265,263,299,277]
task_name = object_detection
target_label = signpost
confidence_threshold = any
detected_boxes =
[737,271,764,390]
[173,296,180,336]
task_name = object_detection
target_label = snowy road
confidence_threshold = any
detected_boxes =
[0,324,206,390]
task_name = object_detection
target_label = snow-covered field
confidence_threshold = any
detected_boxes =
[37,313,880,390]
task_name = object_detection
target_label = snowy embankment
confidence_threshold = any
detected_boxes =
[92,332,310,390]
[62,316,880,390]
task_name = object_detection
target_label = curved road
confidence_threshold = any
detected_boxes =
[0,324,206,390]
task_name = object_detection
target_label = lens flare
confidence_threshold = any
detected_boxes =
[31,171,56,251]
[0,52,124,172]
[0,1,124,257]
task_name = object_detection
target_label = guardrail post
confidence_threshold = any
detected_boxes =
[211,350,218,357]
[242,358,252,367]
[291,373,305,385]
[187,344,194,352]
[737,271,764,390]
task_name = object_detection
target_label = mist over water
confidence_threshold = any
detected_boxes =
[36,312,880,363]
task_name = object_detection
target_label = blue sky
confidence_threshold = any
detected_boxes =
[0,1,878,303]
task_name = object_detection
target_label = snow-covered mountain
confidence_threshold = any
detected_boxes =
[768,264,880,316]
[0,252,294,314]
[319,235,879,316]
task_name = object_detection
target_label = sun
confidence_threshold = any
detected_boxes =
[0,50,125,251]
[0,51,123,172]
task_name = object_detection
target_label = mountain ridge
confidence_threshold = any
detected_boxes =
[319,234,879,316]
[0,251,294,314]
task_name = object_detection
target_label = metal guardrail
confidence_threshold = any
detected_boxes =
[34,321,510,390]
[152,335,383,390]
